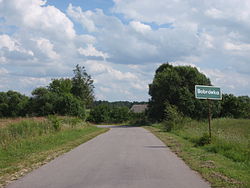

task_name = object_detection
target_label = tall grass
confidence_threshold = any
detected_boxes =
[0,116,108,187]
[0,120,49,149]
[169,118,250,163]
[0,116,85,149]
[148,119,250,187]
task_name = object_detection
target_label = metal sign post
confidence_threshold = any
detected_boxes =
[195,85,222,141]
[208,99,211,139]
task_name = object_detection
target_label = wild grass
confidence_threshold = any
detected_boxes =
[0,116,108,187]
[173,118,250,163]
[147,118,250,187]
[0,117,45,129]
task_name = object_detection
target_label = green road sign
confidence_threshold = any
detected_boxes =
[195,85,222,100]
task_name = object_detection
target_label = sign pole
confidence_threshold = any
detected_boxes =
[207,99,211,142]
[195,85,222,144]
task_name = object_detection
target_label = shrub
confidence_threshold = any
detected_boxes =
[87,104,111,123]
[195,133,211,146]
[88,105,130,123]
[48,115,61,131]
[110,106,130,123]
[130,112,149,126]
[61,117,83,128]
[163,104,183,132]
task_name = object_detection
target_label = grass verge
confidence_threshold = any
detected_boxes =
[145,119,250,188]
[0,117,109,187]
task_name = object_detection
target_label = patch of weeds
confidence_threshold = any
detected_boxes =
[47,115,61,131]
[195,133,211,146]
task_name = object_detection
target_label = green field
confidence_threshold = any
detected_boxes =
[0,117,108,187]
[146,118,250,187]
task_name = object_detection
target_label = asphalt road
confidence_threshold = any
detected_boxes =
[7,126,210,188]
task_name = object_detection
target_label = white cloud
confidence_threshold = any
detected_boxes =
[67,4,96,32]
[0,67,8,75]
[0,34,18,51]
[200,33,215,49]
[224,42,250,52]
[203,68,250,95]
[131,82,148,91]
[0,34,34,62]
[83,60,151,101]
[0,34,33,56]
[129,21,151,33]
[99,87,111,93]
[78,44,109,59]
[86,60,137,81]
[112,0,177,24]
[0,56,6,64]
[0,0,250,100]
[0,73,51,95]
[205,8,224,19]
[0,0,75,40]
[33,38,60,59]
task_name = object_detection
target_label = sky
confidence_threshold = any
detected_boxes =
[0,0,250,102]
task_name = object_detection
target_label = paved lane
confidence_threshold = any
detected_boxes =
[7,127,210,188]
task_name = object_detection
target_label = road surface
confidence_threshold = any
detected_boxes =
[7,126,210,188]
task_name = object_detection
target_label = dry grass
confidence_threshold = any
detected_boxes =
[0,117,46,128]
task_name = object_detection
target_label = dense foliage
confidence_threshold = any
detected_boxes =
[71,65,94,108]
[0,65,94,119]
[220,94,250,118]
[149,63,213,121]
[148,63,250,122]
[0,91,29,117]
[93,100,147,109]
[87,104,130,123]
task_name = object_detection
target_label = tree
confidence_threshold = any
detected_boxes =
[220,94,250,118]
[0,65,94,118]
[30,87,57,116]
[87,105,130,123]
[71,65,94,107]
[110,106,130,123]
[48,78,72,94]
[0,91,29,117]
[30,86,86,118]
[55,93,86,119]
[148,63,218,121]
[88,104,111,123]
[0,92,8,117]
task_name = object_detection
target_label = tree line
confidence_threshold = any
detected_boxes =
[88,101,148,123]
[1,63,249,124]
[0,65,94,119]
[148,63,250,122]
[93,100,147,108]
[0,65,146,124]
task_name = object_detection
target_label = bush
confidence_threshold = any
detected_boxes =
[130,112,149,126]
[61,117,83,128]
[87,105,130,123]
[87,104,111,123]
[0,91,29,117]
[195,133,211,146]
[110,106,130,123]
[163,104,183,132]
[48,115,61,131]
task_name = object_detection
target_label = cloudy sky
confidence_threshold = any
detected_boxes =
[0,0,249,101]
